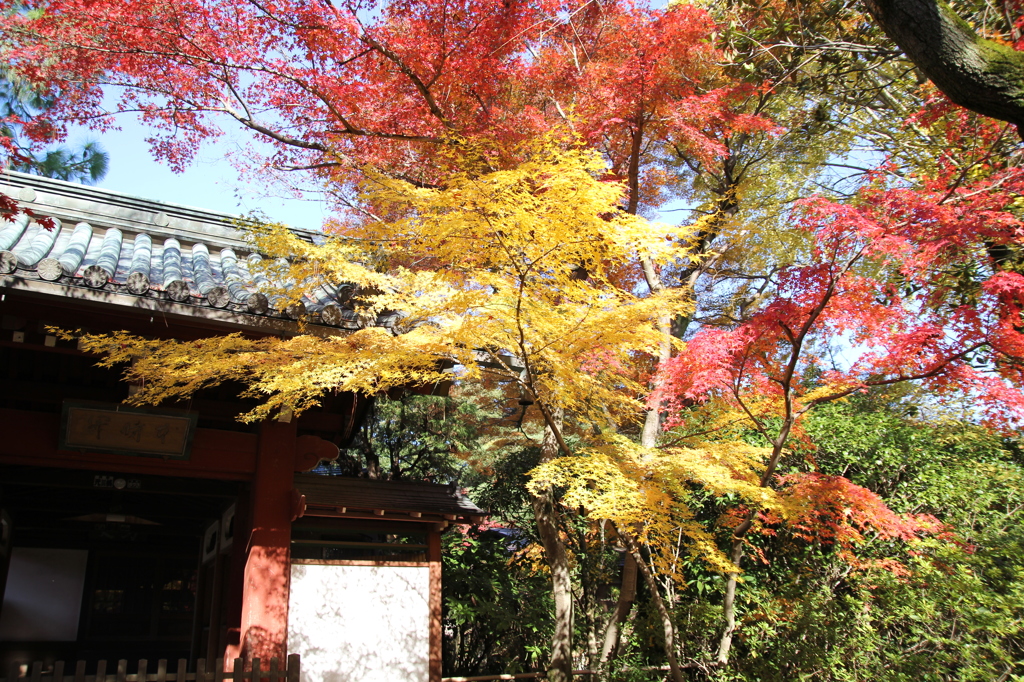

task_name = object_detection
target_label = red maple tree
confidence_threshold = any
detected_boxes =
[0,0,762,200]
[652,97,1024,661]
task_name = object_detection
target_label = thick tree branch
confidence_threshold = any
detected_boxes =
[864,0,1024,135]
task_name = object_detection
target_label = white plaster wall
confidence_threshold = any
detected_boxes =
[287,563,430,682]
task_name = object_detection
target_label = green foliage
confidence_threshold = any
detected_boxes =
[683,395,1024,680]
[431,387,1024,680]
[442,526,554,677]
[472,445,543,530]
[336,392,486,482]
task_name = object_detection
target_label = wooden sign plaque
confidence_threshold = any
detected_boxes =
[60,401,198,460]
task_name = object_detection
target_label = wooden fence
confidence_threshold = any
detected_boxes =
[2,657,299,682]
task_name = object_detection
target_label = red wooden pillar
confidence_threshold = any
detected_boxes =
[226,420,296,668]
[429,529,443,682]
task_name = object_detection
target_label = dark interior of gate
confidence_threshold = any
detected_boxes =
[0,465,241,667]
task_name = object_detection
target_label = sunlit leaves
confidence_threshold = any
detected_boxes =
[70,145,694,428]
[528,435,780,573]
[774,472,933,550]
[0,0,754,204]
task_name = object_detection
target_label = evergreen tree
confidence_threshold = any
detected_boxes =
[0,66,108,183]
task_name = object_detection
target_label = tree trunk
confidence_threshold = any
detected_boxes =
[640,310,673,449]
[715,419,795,665]
[531,409,574,682]
[715,541,744,665]
[864,0,1024,133]
[620,533,685,682]
[576,526,600,673]
[598,552,637,676]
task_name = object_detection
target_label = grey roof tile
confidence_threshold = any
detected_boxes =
[14,218,59,268]
[0,214,29,251]
[0,171,390,332]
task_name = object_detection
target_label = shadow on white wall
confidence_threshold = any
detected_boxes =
[287,564,429,682]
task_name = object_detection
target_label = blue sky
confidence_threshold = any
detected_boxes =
[85,114,690,231]
[82,116,330,230]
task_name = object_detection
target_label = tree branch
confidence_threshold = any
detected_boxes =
[864,0,1024,135]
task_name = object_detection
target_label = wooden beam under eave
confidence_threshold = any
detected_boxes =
[300,507,454,524]
[0,407,258,480]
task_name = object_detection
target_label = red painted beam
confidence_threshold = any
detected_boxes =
[0,408,258,480]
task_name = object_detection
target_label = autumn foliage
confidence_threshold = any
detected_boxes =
[774,473,932,547]
[0,0,761,197]
[4,0,1024,675]
[655,118,1024,432]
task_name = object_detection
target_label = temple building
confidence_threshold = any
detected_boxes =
[0,171,482,682]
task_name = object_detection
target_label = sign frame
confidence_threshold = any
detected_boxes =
[59,401,198,460]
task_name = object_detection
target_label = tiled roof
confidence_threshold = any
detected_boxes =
[0,171,387,333]
[294,473,485,522]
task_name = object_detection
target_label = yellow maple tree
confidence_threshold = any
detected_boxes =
[72,144,690,429]
[527,435,783,575]
[66,141,787,682]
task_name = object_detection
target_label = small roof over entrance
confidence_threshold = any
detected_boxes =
[294,473,485,525]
